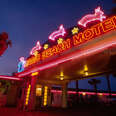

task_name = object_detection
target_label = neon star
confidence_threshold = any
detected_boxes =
[57,38,64,44]
[44,44,49,50]
[72,27,79,35]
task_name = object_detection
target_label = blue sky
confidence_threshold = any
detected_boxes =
[0,0,116,91]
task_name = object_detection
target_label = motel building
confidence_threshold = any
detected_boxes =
[0,7,116,110]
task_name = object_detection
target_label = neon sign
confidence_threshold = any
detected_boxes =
[42,39,71,60]
[25,16,116,68]
[48,25,66,41]
[74,16,116,46]
[78,6,106,27]
[18,57,26,72]
[25,53,41,67]
[30,41,41,55]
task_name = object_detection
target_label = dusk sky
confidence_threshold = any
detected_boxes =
[0,0,116,91]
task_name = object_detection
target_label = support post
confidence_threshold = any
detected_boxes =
[41,85,44,107]
[47,86,52,107]
[28,76,37,111]
[106,74,112,98]
[62,83,68,108]
[76,80,79,102]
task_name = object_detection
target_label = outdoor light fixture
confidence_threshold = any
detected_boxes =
[82,92,86,96]
[31,72,39,76]
[36,85,42,96]
[83,65,89,76]
[99,93,103,96]
[84,71,89,76]
[84,65,88,71]
[25,84,31,105]
[43,86,48,106]
[60,77,64,81]
[60,71,64,80]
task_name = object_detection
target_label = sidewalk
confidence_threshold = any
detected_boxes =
[0,105,115,116]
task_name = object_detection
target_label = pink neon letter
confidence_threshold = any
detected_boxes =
[78,6,106,27]
[49,25,66,41]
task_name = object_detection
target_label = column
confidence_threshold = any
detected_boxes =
[47,86,52,107]
[41,85,44,107]
[62,83,68,108]
[76,80,79,103]
[106,74,112,98]
[28,76,37,111]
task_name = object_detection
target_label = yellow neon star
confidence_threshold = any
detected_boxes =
[72,27,79,35]
[57,38,64,44]
[44,44,49,50]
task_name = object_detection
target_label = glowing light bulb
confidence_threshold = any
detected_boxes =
[85,71,89,76]
[84,65,88,72]
[31,72,39,76]
[82,92,86,96]
[60,71,64,80]
[60,71,64,77]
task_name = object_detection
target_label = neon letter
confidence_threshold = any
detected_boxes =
[102,17,116,33]
[83,29,94,40]
[92,23,102,36]
[73,33,83,46]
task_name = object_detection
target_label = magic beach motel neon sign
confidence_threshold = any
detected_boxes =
[23,7,116,68]
[25,16,116,68]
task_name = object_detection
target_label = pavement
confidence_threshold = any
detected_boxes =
[0,104,116,116]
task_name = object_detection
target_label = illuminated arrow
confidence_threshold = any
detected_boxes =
[49,25,66,41]
[78,6,106,27]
